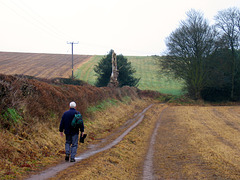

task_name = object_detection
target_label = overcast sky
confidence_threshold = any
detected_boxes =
[0,0,240,56]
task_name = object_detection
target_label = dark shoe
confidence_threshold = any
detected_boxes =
[70,158,75,162]
[65,154,70,161]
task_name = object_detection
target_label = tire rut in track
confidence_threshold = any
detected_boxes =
[142,106,168,180]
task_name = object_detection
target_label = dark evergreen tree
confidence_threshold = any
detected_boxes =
[201,48,232,101]
[94,50,140,87]
[215,7,240,100]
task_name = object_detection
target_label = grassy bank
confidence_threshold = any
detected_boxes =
[75,55,184,95]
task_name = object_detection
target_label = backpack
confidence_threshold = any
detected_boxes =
[71,113,83,128]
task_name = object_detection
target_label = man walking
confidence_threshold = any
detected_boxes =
[59,101,84,162]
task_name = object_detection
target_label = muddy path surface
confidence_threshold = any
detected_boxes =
[142,106,168,179]
[26,104,154,180]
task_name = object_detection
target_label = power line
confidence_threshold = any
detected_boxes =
[0,1,161,55]
[1,0,68,41]
[16,0,69,39]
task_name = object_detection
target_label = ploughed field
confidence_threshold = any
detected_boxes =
[0,52,92,78]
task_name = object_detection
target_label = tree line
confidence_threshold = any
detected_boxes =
[157,7,240,101]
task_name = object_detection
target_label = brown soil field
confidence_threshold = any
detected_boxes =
[0,52,92,78]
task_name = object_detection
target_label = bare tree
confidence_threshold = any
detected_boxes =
[159,9,217,99]
[215,7,240,99]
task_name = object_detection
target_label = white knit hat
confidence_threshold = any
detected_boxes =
[69,101,76,108]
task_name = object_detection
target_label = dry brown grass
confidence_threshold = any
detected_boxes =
[0,52,92,78]
[154,106,240,179]
[0,124,63,179]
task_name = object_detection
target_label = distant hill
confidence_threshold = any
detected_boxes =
[0,52,92,78]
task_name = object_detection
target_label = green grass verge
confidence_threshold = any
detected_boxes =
[75,55,184,95]
[74,55,103,85]
[126,56,184,95]
[0,108,23,128]
[87,98,119,113]
[86,96,132,114]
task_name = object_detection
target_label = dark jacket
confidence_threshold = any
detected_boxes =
[59,108,84,135]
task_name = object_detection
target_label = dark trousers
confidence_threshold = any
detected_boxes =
[65,134,78,159]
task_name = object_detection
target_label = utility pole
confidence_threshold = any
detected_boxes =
[67,41,79,78]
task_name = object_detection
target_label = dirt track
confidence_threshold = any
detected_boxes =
[25,104,240,179]
[26,104,154,180]
[0,52,92,78]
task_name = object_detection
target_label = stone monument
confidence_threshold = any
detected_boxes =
[108,50,119,87]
